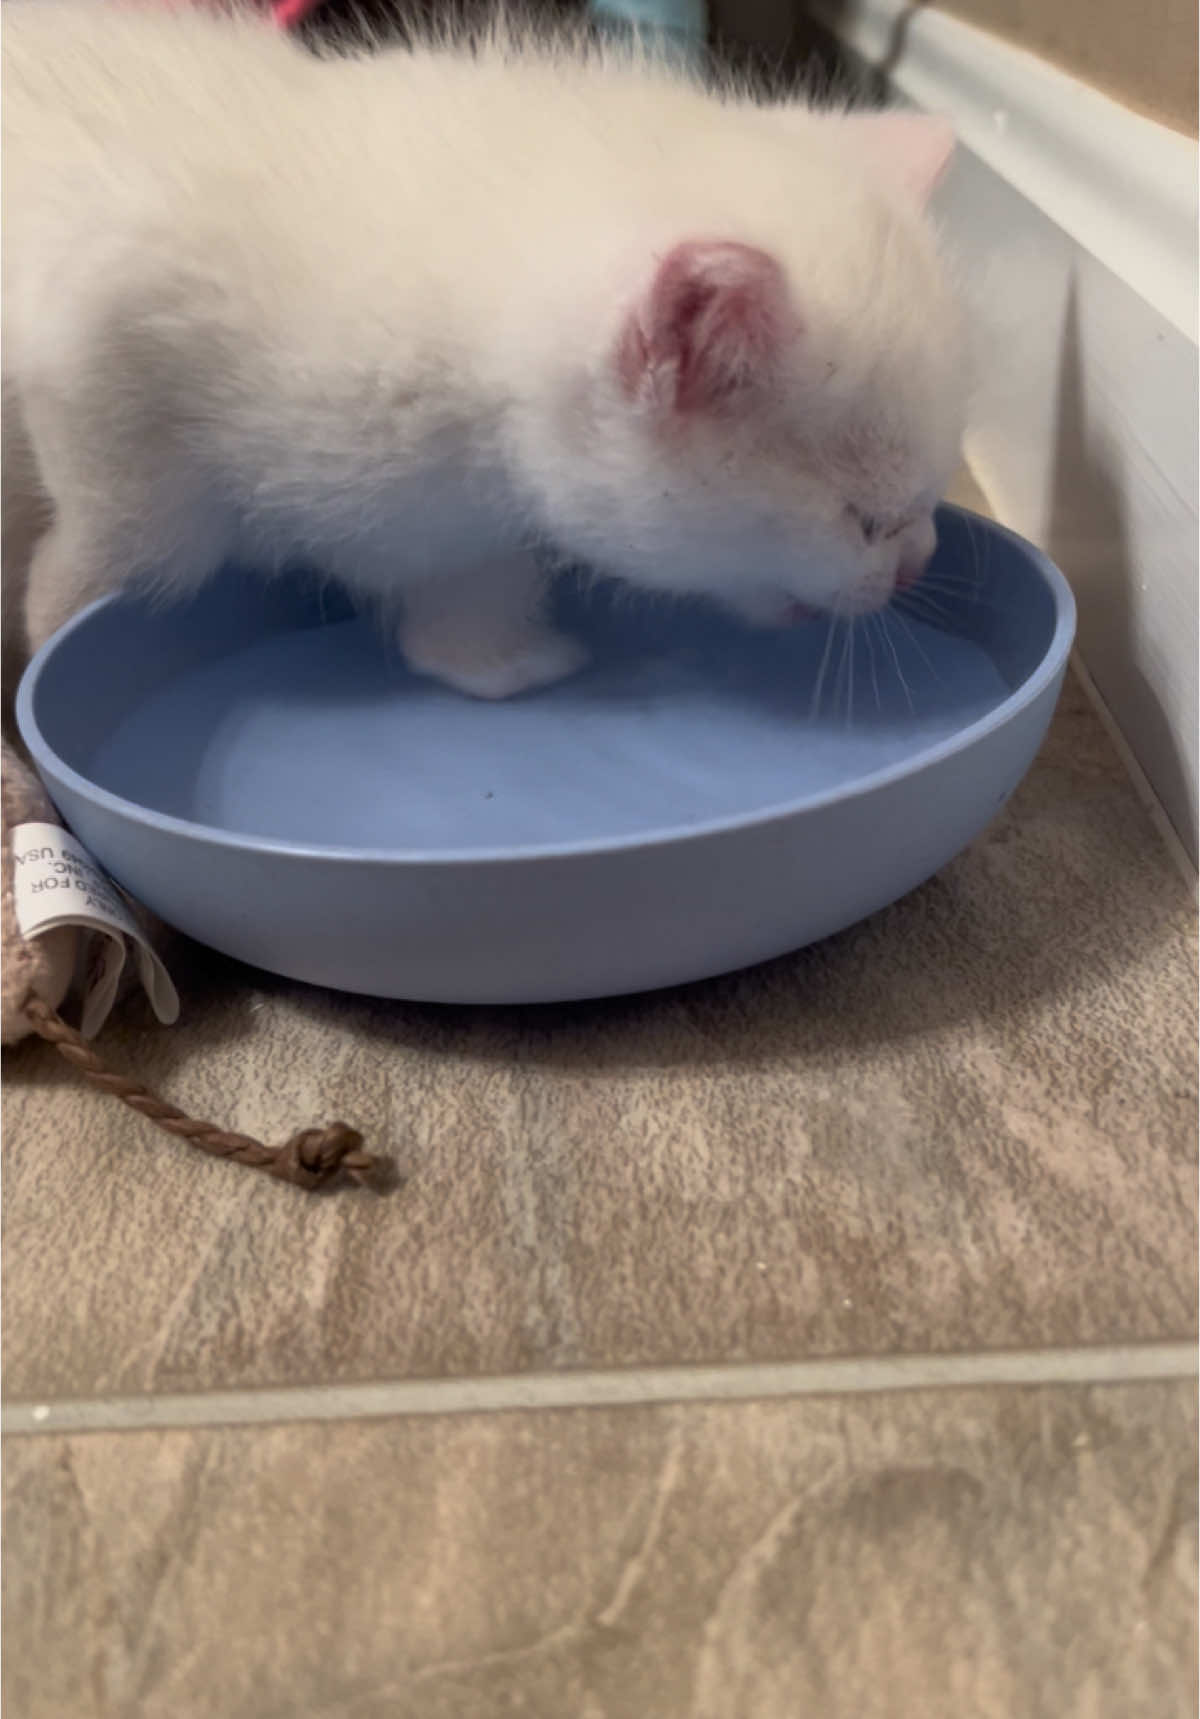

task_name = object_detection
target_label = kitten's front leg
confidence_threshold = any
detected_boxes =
[17,386,232,650]
[397,552,587,701]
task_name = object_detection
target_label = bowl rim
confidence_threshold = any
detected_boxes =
[16,506,1076,870]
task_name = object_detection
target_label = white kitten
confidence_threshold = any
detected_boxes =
[3,3,967,699]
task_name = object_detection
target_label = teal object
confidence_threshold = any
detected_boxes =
[18,508,1075,1005]
[589,0,707,64]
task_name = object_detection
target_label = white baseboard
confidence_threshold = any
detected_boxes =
[1071,651,1198,893]
[813,0,1199,859]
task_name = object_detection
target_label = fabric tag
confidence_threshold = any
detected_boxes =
[12,822,180,1037]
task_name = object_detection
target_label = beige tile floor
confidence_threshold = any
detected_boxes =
[4,474,1198,1714]
[5,1383,1196,1719]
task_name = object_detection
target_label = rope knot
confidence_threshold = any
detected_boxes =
[273,1123,390,1191]
[23,991,395,1193]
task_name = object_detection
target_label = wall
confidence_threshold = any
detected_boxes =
[935,0,1197,135]
[711,0,1198,135]
[803,0,1199,857]
[709,2,1198,855]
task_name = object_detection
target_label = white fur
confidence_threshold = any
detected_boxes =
[3,3,967,697]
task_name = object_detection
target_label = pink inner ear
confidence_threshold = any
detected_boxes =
[619,241,793,412]
[850,112,955,207]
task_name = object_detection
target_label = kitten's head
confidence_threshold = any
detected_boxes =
[530,109,966,625]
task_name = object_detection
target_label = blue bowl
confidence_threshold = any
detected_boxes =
[17,507,1074,1003]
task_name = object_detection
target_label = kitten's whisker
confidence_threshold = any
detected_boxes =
[896,588,953,622]
[958,512,982,593]
[878,613,915,713]
[833,618,852,724]
[906,577,1005,613]
[865,615,882,712]
[916,570,987,591]
[894,591,980,635]
[889,606,946,688]
[965,513,993,592]
[910,573,984,595]
[810,615,838,719]
[923,543,994,588]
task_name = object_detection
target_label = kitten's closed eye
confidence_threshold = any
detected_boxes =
[847,505,885,543]
[847,506,909,544]
[853,509,882,544]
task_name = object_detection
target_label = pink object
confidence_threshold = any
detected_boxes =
[271,0,323,25]
[895,556,928,591]
[617,241,796,413]
[139,0,321,24]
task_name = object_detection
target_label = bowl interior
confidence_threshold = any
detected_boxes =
[23,508,1065,857]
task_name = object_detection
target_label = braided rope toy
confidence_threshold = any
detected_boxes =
[2,739,391,1192]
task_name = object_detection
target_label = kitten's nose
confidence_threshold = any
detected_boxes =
[895,550,930,592]
[782,600,818,624]
[895,518,937,592]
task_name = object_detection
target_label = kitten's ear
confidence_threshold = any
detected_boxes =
[617,241,795,414]
[847,111,955,207]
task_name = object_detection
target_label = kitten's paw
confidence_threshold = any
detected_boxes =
[404,627,588,701]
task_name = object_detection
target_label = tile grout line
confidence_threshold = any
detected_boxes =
[4,1342,1196,1438]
